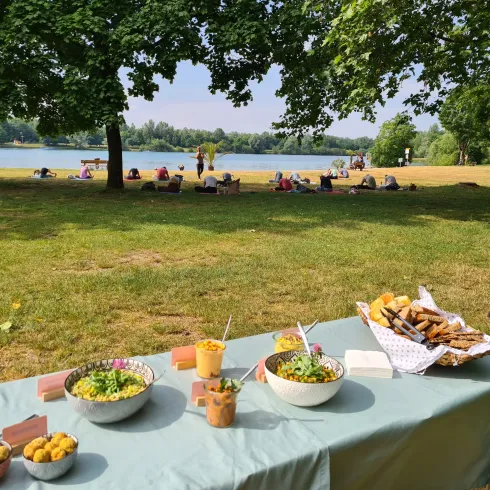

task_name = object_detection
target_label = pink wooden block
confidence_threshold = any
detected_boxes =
[256,358,267,383]
[171,345,196,367]
[191,381,206,406]
[37,370,73,399]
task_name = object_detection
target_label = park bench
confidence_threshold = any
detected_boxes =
[81,159,108,170]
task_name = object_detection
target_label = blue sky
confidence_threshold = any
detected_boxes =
[123,62,438,138]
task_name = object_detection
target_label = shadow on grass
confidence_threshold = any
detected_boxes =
[0,177,489,241]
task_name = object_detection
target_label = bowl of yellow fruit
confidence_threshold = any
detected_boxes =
[23,432,78,481]
[0,441,13,479]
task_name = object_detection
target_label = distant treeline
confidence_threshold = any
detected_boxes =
[0,118,374,156]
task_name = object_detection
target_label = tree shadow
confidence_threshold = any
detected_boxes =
[0,178,489,241]
[93,385,186,433]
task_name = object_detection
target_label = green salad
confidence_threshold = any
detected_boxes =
[71,369,147,402]
[276,354,337,383]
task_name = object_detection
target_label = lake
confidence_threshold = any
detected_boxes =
[0,148,357,172]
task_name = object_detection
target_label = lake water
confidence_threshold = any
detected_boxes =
[0,148,357,172]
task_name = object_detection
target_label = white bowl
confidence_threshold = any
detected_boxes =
[23,433,78,481]
[265,351,344,407]
[0,441,13,479]
[65,359,154,423]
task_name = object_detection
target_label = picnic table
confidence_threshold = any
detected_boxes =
[2,317,490,490]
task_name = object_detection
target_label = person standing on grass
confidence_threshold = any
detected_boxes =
[355,174,376,190]
[195,146,205,179]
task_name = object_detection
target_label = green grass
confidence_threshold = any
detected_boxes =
[0,167,489,381]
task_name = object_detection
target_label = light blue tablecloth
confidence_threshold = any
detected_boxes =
[1,317,490,490]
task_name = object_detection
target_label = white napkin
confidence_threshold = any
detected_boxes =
[345,350,393,378]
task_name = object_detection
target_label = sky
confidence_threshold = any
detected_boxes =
[123,61,438,138]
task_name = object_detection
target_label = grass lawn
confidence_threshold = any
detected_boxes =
[0,166,489,382]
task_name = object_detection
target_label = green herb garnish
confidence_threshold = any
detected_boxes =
[88,369,144,396]
[278,354,334,382]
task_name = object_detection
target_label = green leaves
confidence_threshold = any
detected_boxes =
[88,369,143,396]
[0,321,13,332]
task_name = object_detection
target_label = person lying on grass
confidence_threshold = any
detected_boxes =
[158,176,181,193]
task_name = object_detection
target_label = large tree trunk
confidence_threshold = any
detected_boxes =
[106,124,124,189]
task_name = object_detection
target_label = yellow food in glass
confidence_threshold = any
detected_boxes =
[195,339,226,378]
[273,333,304,353]
[0,446,10,463]
[33,449,50,463]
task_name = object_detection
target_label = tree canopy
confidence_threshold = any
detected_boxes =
[439,85,490,163]
[273,0,490,137]
[0,0,273,188]
[371,113,416,167]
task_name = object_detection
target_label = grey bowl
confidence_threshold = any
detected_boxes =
[64,358,154,423]
[23,433,78,481]
[265,351,344,407]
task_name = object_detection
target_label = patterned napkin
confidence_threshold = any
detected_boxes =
[357,287,490,374]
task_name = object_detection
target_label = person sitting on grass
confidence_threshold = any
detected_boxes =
[195,174,218,193]
[39,167,57,178]
[218,172,233,186]
[126,168,141,180]
[316,175,333,192]
[289,171,302,183]
[355,173,376,190]
[79,163,93,179]
[339,168,349,178]
[384,174,400,190]
[154,166,169,181]
[323,168,338,179]
[273,176,293,192]
[158,175,181,193]
[269,171,283,183]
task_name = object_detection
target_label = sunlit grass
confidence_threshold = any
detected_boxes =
[0,166,489,381]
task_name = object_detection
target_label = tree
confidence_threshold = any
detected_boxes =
[371,113,416,167]
[272,0,490,138]
[438,86,490,164]
[0,0,273,189]
[70,132,90,149]
[428,133,459,166]
[0,125,8,145]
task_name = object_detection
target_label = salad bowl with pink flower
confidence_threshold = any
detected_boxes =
[65,359,154,423]
[265,350,344,407]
